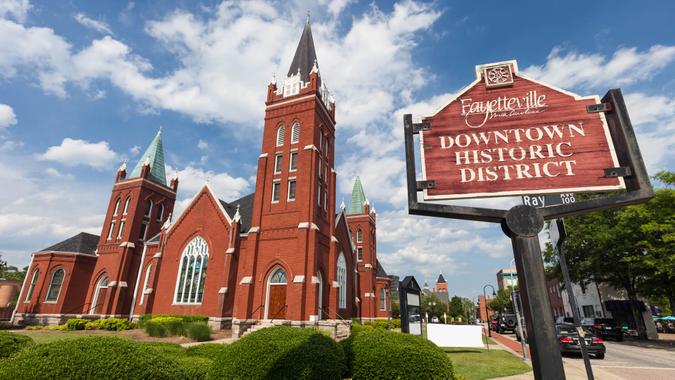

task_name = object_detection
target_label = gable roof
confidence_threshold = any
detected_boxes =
[376,260,389,278]
[220,192,255,233]
[347,176,366,215]
[287,21,318,83]
[40,232,99,255]
[130,129,167,186]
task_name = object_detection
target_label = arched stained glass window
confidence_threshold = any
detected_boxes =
[25,268,40,302]
[269,268,287,284]
[45,268,65,302]
[174,236,209,304]
[337,253,347,309]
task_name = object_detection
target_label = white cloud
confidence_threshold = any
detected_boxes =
[0,0,30,22]
[522,45,675,91]
[74,13,113,35]
[623,92,675,172]
[167,164,251,217]
[38,138,118,169]
[129,145,141,155]
[197,139,208,150]
[0,103,17,127]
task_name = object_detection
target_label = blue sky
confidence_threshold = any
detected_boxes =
[1,0,674,299]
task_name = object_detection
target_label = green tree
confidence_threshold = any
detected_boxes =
[489,287,514,314]
[448,296,464,319]
[420,293,445,321]
[553,171,675,338]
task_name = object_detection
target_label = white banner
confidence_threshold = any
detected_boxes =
[426,324,484,348]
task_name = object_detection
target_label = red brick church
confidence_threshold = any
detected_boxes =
[12,22,392,336]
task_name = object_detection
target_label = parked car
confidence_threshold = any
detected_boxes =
[431,316,440,323]
[496,314,518,334]
[589,318,624,342]
[556,323,606,359]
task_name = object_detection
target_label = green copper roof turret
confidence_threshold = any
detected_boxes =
[130,129,167,186]
[347,176,367,215]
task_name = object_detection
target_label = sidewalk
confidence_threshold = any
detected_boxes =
[489,332,624,380]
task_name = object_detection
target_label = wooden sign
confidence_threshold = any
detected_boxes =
[420,60,624,200]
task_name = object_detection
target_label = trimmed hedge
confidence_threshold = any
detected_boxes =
[65,318,89,330]
[208,326,345,380]
[139,342,213,380]
[0,332,34,359]
[0,336,186,379]
[351,319,402,333]
[145,317,184,337]
[342,329,458,380]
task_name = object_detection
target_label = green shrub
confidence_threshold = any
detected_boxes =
[139,314,209,327]
[0,322,13,330]
[185,322,212,342]
[185,343,225,358]
[0,336,186,379]
[344,329,458,380]
[65,318,89,331]
[139,341,214,380]
[144,317,184,337]
[0,332,34,359]
[83,317,132,331]
[208,326,344,380]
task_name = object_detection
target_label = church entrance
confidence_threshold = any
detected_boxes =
[265,268,287,319]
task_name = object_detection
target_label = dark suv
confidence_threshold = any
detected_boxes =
[496,314,518,334]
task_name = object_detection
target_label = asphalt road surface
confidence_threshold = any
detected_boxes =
[593,340,675,380]
[498,332,675,379]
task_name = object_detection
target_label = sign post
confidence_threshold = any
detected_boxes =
[403,60,653,380]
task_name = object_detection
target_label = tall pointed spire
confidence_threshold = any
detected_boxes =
[130,129,167,186]
[287,21,318,83]
[347,176,367,215]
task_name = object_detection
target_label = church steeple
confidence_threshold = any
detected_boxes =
[347,176,367,215]
[287,21,318,83]
[129,129,167,186]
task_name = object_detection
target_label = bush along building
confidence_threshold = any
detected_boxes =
[12,21,392,338]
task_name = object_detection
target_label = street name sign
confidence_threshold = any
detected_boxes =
[420,60,624,200]
[521,193,576,208]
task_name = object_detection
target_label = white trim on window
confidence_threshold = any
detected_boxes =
[276,125,285,146]
[289,151,298,172]
[291,122,300,144]
[288,179,297,201]
[140,264,152,305]
[113,198,121,216]
[123,196,131,215]
[89,274,109,314]
[44,268,65,303]
[117,220,125,240]
[274,153,283,174]
[107,221,116,240]
[174,236,209,304]
[24,268,40,303]
[337,253,347,309]
[272,180,281,203]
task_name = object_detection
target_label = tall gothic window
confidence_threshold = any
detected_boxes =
[380,288,386,310]
[174,236,209,304]
[45,268,65,302]
[123,196,131,215]
[144,199,153,217]
[276,125,285,146]
[156,204,164,222]
[291,122,300,144]
[113,198,121,216]
[356,228,363,243]
[337,252,347,309]
[25,268,40,302]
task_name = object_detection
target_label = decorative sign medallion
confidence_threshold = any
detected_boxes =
[484,63,514,88]
[420,60,625,200]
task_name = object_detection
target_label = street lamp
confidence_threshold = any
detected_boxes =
[483,284,496,337]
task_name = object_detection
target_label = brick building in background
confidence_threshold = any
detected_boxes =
[13,21,392,337]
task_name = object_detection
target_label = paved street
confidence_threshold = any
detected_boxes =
[493,332,675,380]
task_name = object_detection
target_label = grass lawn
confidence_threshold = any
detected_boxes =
[444,347,531,380]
